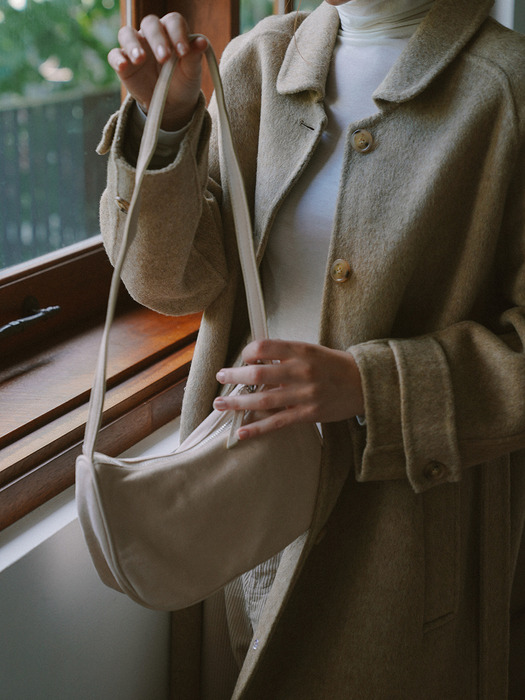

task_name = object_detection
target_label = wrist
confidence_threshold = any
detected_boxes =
[160,98,199,131]
[136,100,196,132]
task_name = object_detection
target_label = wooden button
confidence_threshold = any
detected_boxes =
[424,461,447,481]
[115,196,130,213]
[351,129,374,153]
[330,259,351,283]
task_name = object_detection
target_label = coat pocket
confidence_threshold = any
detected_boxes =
[422,482,460,630]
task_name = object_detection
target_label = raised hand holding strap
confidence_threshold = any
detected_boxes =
[83,37,268,459]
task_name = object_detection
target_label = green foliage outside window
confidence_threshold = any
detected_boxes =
[0,0,121,268]
[0,0,323,106]
[0,0,120,106]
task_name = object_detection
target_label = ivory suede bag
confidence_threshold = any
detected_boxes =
[76,38,322,611]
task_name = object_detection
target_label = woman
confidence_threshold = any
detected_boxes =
[99,0,525,697]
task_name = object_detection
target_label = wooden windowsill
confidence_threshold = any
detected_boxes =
[0,306,201,531]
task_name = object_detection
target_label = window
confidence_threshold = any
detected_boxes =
[241,0,319,33]
[0,0,121,270]
[0,0,313,530]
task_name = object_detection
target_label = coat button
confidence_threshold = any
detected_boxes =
[351,129,374,153]
[330,258,352,283]
[115,196,130,213]
[424,461,447,481]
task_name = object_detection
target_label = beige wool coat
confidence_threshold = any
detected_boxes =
[98,0,525,697]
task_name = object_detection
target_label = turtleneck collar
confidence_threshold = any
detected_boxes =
[336,0,435,39]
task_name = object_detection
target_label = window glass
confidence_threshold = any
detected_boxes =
[240,0,274,32]
[299,0,320,11]
[0,0,121,271]
[240,0,320,34]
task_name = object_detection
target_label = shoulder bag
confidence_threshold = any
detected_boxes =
[75,37,322,611]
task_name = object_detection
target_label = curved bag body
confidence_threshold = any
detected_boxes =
[75,398,321,611]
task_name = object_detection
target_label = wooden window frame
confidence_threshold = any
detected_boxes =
[0,0,242,531]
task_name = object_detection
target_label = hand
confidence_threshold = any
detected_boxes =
[108,13,208,130]
[213,339,365,440]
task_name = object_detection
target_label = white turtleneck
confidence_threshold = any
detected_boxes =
[336,0,433,38]
[261,0,433,345]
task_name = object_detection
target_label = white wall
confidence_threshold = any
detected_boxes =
[0,420,181,700]
[0,511,170,700]
[492,0,516,28]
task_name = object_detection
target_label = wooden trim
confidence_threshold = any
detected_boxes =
[166,0,240,99]
[127,0,168,29]
[0,237,120,363]
[0,236,103,284]
[274,0,295,13]
[0,374,190,532]
[0,307,200,454]
[0,308,200,531]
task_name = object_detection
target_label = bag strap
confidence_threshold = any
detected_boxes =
[83,36,267,459]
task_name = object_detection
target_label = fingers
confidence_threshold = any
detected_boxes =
[212,340,365,440]
[141,14,179,63]
[115,14,206,69]
[216,363,284,388]
[116,25,149,67]
[213,342,320,441]
[236,408,307,441]
[241,339,301,365]
[214,340,315,405]
[107,47,130,76]
[213,389,313,441]
[109,14,208,127]
[158,12,192,59]
[214,386,310,414]
[216,340,316,388]
[159,16,209,62]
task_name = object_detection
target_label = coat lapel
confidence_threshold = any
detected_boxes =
[373,0,495,104]
[252,3,340,259]
[275,2,339,99]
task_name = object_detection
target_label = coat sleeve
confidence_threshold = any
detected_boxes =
[349,136,525,494]
[97,88,229,317]
[97,24,266,318]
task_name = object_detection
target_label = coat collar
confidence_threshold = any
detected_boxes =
[277,0,494,104]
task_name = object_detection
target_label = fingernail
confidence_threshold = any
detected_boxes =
[131,47,142,61]
[237,429,249,441]
[213,398,226,409]
[177,42,188,56]
[156,45,166,60]
[216,371,225,383]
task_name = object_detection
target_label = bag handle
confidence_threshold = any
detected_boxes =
[83,36,267,459]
